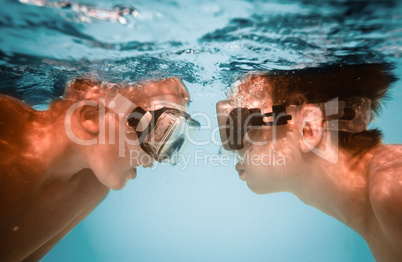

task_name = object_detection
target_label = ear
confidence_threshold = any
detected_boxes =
[77,105,100,134]
[298,104,324,153]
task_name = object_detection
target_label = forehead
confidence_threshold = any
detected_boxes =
[228,75,273,110]
[122,77,190,110]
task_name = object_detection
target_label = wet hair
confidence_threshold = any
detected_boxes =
[67,78,101,92]
[61,77,190,109]
[251,63,397,154]
[63,78,105,101]
[63,77,142,104]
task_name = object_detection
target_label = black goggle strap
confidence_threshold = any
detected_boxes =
[324,100,369,122]
[319,98,371,133]
[259,104,293,126]
[224,98,371,150]
[225,104,292,150]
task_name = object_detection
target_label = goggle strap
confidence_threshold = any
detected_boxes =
[319,98,371,133]
[250,104,292,128]
[127,107,147,128]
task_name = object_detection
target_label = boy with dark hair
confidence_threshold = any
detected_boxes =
[217,64,401,261]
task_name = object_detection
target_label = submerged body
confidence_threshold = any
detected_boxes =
[269,143,402,262]
[0,77,190,261]
[0,96,109,261]
[218,64,402,261]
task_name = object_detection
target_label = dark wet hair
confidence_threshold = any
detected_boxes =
[69,78,101,92]
[255,63,397,153]
[63,78,102,100]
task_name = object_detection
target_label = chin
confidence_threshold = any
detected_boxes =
[109,181,127,190]
[247,183,268,194]
[105,177,127,190]
[103,169,136,190]
[246,182,277,195]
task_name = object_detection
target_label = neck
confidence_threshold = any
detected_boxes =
[288,148,375,233]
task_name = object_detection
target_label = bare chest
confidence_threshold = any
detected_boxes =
[364,230,402,262]
[0,169,109,261]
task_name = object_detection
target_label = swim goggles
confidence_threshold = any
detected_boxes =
[216,97,372,151]
[107,93,200,165]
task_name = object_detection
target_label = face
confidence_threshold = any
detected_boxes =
[79,78,190,190]
[83,112,146,190]
[223,76,303,194]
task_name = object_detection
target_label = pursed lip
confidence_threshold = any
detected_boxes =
[235,163,246,180]
[131,167,137,179]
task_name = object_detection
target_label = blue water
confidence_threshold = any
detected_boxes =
[1,0,402,261]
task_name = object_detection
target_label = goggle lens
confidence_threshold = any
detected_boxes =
[140,109,200,165]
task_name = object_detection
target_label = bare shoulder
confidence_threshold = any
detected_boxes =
[368,144,402,233]
[369,144,402,181]
[0,95,34,126]
[0,94,33,113]
[0,95,34,155]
